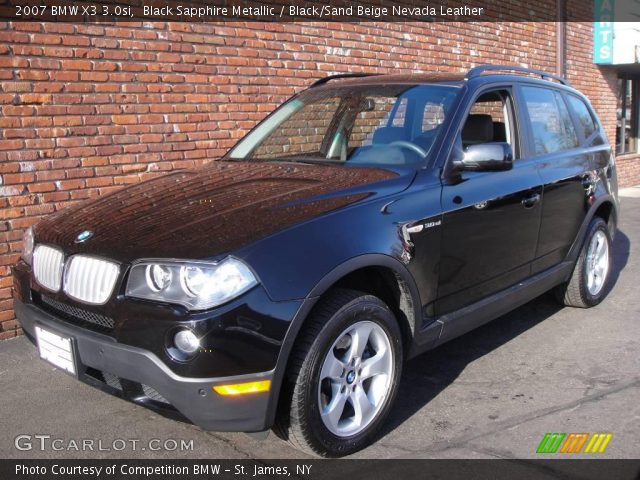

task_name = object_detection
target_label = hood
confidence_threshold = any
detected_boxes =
[35,161,414,263]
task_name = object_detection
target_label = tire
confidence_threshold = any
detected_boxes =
[555,217,613,308]
[274,289,403,457]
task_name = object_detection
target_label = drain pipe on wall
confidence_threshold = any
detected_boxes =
[556,0,566,78]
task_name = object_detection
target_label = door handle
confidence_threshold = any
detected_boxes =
[521,193,541,208]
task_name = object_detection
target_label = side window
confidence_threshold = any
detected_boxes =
[566,94,598,139]
[459,89,516,156]
[521,86,579,155]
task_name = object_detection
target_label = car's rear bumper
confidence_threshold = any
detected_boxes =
[14,298,274,432]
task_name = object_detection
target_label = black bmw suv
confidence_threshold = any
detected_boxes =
[13,65,618,457]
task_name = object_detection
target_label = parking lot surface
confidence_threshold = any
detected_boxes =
[1,192,638,459]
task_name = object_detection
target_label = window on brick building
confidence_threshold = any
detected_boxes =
[616,78,638,155]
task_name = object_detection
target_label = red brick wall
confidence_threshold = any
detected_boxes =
[616,154,640,186]
[0,20,634,339]
[564,21,634,188]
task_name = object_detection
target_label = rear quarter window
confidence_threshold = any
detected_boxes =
[566,94,598,139]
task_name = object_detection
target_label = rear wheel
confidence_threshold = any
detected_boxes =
[274,289,402,457]
[555,217,613,308]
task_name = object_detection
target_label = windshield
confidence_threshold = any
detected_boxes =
[226,84,460,167]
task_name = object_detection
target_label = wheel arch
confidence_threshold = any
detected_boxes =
[567,195,618,264]
[592,198,617,238]
[264,254,422,429]
[306,254,421,340]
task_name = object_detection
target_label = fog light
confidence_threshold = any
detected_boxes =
[174,330,200,354]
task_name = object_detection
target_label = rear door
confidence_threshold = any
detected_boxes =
[519,86,591,273]
[436,86,544,315]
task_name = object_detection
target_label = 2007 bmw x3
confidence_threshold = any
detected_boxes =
[13,65,618,456]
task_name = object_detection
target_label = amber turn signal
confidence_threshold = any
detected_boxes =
[213,380,271,396]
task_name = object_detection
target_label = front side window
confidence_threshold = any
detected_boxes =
[453,89,517,161]
[521,86,579,155]
[227,84,460,167]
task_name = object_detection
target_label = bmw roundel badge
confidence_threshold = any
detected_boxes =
[75,230,94,243]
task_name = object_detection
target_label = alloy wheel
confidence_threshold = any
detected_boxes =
[586,229,610,296]
[317,321,394,437]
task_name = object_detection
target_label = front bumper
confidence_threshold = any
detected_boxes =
[15,298,274,432]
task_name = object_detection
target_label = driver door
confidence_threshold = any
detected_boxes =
[436,88,544,315]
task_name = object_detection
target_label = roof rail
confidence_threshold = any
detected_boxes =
[466,65,572,87]
[310,73,380,87]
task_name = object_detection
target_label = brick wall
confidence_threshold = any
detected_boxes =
[0,20,636,339]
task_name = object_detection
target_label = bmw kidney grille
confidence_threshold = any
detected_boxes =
[33,245,119,304]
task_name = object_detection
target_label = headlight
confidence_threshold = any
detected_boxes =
[146,264,172,292]
[125,257,257,310]
[21,227,34,264]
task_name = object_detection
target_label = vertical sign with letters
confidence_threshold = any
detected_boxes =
[594,0,615,64]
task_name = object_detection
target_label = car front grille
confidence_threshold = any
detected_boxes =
[32,244,120,305]
[63,255,120,305]
[33,245,64,292]
[39,295,115,331]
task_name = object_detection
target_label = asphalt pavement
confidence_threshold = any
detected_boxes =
[1,190,638,460]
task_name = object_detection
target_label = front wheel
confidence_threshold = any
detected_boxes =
[274,289,403,457]
[555,217,613,308]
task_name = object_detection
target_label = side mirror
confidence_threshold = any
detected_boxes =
[454,142,513,172]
